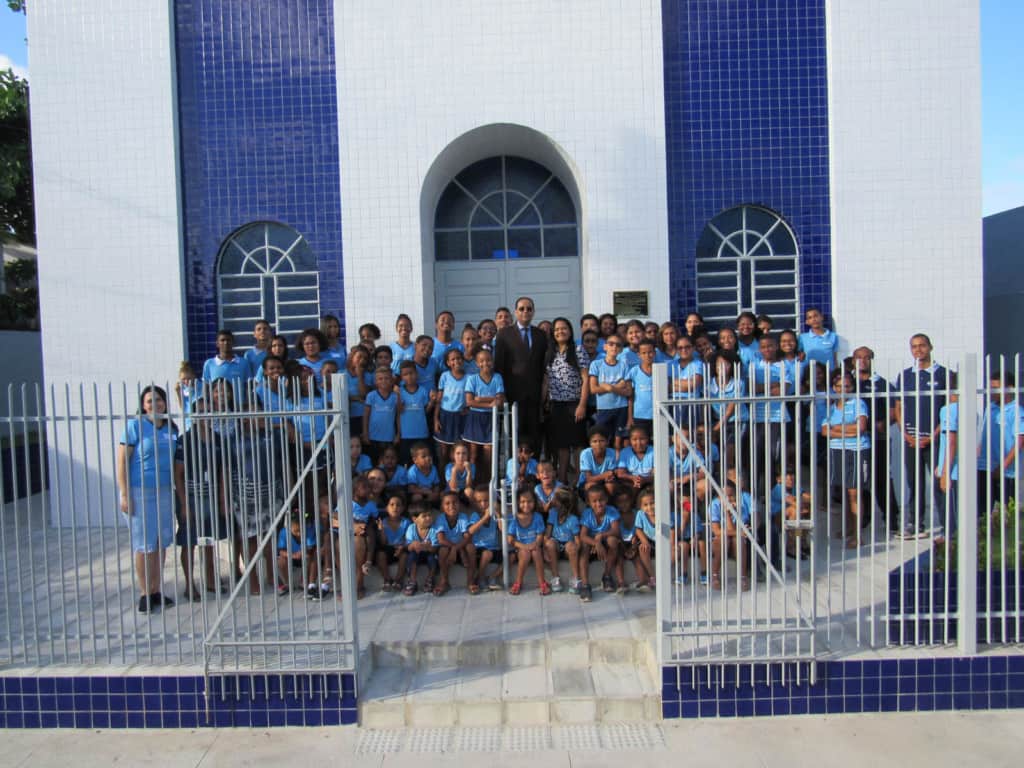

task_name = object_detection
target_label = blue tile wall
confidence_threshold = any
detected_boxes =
[175,1,345,364]
[662,656,1024,719]
[0,673,357,729]
[661,0,831,328]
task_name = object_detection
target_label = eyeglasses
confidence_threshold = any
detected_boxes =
[516,305,534,312]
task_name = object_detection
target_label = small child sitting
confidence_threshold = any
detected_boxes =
[507,488,548,595]
[542,486,581,593]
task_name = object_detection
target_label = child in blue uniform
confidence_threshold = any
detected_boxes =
[822,369,870,549]
[406,442,442,506]
[578,485,622,600]
[771,468,812,557]
[363,366,399,462]
[276,516,318,596]
[506,438,539,490]
[413,335,440,389]
[377,444,409,492]
[542,486,581,592]
[344,476,378,599]
[507,488,549,595]
[344,346,372,438]
[244,319,273,374]
[397,360,434,465]
[463,345,505,477]
[633,488,659,590]
[798,308,838,370]
[616,425,655,490]
[626,339,656,438]
[203,329,253,389]
[389,313,415,372]
[578,427,617,499]
[468,484,504,592]
[403,503,439,596]
[435,347,469,465]
[444,441,476,503]
[588,334,633,450]
[533,461,563,514]
[709,481,752,591]
[934,374,959,541]
[735,312,762,370]
[376,490,411,591]
[434,490,475,595]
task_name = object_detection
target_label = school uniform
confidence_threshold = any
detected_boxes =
[398,384,432,463]
[577,448,616,490]
[508,511,546,546]
[202,355,253,386]
[627,365,655,435]
[506,456,539,487]
[389,341,416,372]
[365,390,398,457]
[893,361,948,535]
[798,329,838,368]
[934,402,959,534]
[617,446,654,483]
[434,370,467,446]
[463,372,505,444]
[581,505,621,538]
[404,523,439,574]
[589,357,630,439]
[174,426,228,543]
[379,517,411,562]
[546,510,580,552]
[431,337,464,369]
[121,417,177,553]
[406,463,441,491]
[444,463,476,492]
[826,397,870,490]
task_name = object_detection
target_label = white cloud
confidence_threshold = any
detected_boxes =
[0,53,28,80]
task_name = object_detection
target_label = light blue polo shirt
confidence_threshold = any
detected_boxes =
[546,510,580,543]
[752,360,792,423]
[589,357,630,410]
[437,370,468,412]
[617,446,654,479]
[578,448,617,488]
[709,493,753,526]
[581,505,621,535]
[669,359,704,400]
[627,365,654,420]
[934,402,959,482]
[465,372,505,413]
[826,398,870,451]
[508,511,546,545]
[798,329,838,368]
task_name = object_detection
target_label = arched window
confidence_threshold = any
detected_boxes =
[434,156,579,261]
[695,205,800,330]
[217,222,320,349]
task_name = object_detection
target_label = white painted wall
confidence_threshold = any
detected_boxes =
[827,0,982,374]
[28,0,185,387]
[333,0,669,346]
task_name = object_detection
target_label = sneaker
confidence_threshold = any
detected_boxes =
[601,574,614,593]
[277,584,289,597]
[138,595,152,614]
[635,581,651,594]
[550,576,563,592]
[579,583,593,602]
[306,585,320,601]
[320,582,332,598]
[615,583,627,596]
[699,573,708,586]
[487,577,501,591]
[568,579,581,595]
[675,573,690,586]
[151,591,174,608]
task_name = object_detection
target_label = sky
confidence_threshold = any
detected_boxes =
[0,3,1021,216]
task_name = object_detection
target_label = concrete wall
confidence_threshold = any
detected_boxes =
[827,0,982,374]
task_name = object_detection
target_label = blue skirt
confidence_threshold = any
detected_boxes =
[462,410,494,445]
[434,409,465,445]
[123,486,175,553]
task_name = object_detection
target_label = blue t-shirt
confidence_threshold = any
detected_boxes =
[202,355,252,384]
[617,446,654,479]
[581,505,621,535]
[345,370,373,418]
[635,511,657,539]
[415,358,440,389]
[437,370,468,412]
[382,464,409,487]
[352,499,379,523]
[798,329,838,368]
[546,509,580,543]
[669,359,704,400]
[465,372,505,413]
[406,463,441,488]
[352,453,372,474]
[807,394,830,435]
[444,462,476,491]
[292,391,328,444]
[619,514,637,542]
[669,447,707,477]
[655,349,677,364]
[404,523,439,547]
[244,347,268,374]
[935,402,959,482]
[534,481,563,508]
[399,385,431,439]
[770,484,805,518]
[578,448,616,488]
[589,357,630,410]
[752,360,792,423]
[627,365,654,420]
[472,513,500,550]
[506,456,539,486]
[708,377,748,423]
[298,356,330,384]
[826,398,870,450]
[255,383,291,426]
[380,517,411,547]
[431,337,464,368]
[1000,402,1024,479]
[620,348,640,370]
[366,390,398,441]
[508,511,546,544]
[389,341,416,372]
[709,493,753,526]
[737,340,763,369]
[324,343,347,367]
[120,418,177,488]
[433,512,471,544]
[978,403,1002,471]
[277,525,317,554]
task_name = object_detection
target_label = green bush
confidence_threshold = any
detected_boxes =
[935,499,1023,572]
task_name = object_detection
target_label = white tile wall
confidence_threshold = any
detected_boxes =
[333,0,669,344]
[28,1,185,387]
[827,0,982,373]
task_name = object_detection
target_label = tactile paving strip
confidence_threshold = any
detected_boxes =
[356,723,665,754]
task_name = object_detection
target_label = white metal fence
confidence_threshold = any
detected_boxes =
[0,376,358,678]
[654,354,1024,672]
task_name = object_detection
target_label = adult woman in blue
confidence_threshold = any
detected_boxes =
[116,385,178,614]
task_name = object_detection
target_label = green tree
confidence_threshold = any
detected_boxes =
[7,2,25,13]
[0,67,32,245]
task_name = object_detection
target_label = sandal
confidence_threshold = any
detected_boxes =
[468,583,481,595]
[509,582,522,596]
[539,581,552,596]
[424,575,435,592]
[433,581,449,597]
[402,580,418,596]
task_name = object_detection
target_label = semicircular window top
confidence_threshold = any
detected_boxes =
[217,222,320,350]
[434,156,579,261]
[695,205,800,331]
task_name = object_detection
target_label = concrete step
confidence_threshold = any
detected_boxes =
[358,662,660,727]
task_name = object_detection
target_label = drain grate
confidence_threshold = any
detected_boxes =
[356,723,665,755]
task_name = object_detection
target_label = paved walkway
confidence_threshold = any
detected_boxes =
[2,712,1023,767]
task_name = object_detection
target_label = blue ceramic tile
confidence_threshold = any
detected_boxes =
[681,701,699,718]
[754,699,773,716]
[72,678,89,694]
[109,712,128,728]
[718,700,736,717]
[340,708,358,725]
[37,678,56,694]
[22,713,40,728]
[990,691,1008,709]
[40,712,59,728]
[304,709,323,726]
[880,694,898,712]
[59,712,77,728]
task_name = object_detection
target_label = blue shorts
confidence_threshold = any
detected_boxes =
[434,409,465,445]
[123,486,175,553]
[462,410,493,445]
[594,407,629,440]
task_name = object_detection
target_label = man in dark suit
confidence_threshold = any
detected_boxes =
[494,296,549,447]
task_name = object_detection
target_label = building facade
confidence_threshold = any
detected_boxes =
[27,0,982,384]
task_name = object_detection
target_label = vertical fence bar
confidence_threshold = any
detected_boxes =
[957,354,978,654]
[653,362,671,666]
